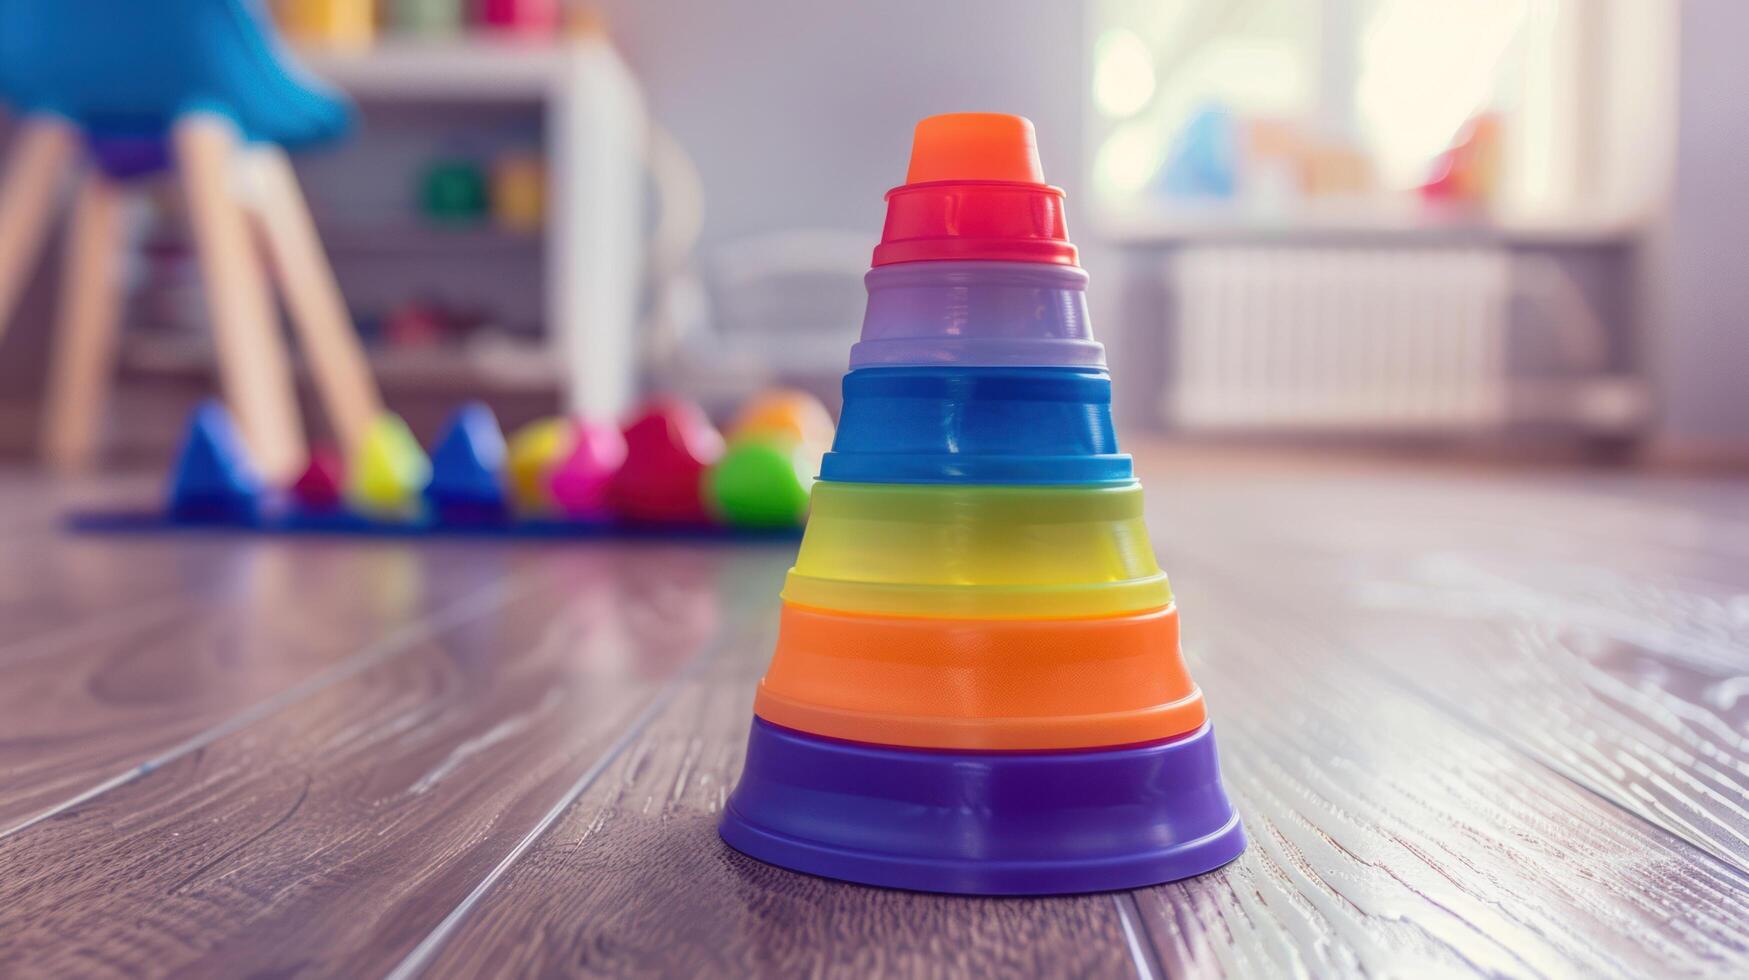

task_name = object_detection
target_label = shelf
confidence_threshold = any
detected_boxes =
[1093,200,1649,248]
[318,223,543,254]
[296,38,573,101]
[120,336,559,394]
[145,224,542,257]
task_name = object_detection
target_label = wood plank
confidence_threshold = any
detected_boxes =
[0,539,515,831]
[0,528,238,646]
[1150,470,1749,877]
[1133,568,1749,977]
[0,544,793,978]
[412,577,1139,979]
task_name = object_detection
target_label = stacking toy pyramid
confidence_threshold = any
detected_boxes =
[720,114,1246,894]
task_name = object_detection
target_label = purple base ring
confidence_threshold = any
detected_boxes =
[720,719,1245,895]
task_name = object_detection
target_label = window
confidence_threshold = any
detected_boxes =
[1087,0,1675,234]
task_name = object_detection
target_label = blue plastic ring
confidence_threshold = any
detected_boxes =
[820,366,1133,485]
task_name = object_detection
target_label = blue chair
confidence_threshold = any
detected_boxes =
[0,0,382,478]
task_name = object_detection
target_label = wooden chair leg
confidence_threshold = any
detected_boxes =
[243,145,382,457]
[0,117,77,343]
[40,173,126,473]
[173,112,306,481]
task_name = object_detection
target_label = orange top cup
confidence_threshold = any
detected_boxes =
[905,112,1045,183]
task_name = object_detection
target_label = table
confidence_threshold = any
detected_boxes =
[1,454,1746,977]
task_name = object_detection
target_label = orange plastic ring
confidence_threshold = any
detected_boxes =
[753,602,1206,751]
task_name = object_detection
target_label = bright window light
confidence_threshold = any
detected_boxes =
[1095,121,1167,196]
[1093,29,1158,118]
[1356,0,1530,188]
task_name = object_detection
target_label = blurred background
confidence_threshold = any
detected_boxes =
[0,0,1740,469]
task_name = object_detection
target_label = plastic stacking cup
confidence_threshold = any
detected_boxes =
[721,719,1246,895]
[821,367,1130,485]
[850,261,1104,369]
[755,602,1204,750]
[782,482,1170,619]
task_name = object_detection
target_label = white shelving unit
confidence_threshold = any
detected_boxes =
[297,36,646,419]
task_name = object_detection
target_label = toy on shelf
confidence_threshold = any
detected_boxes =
[491,152,548,234]
[479,0,562,36]
[717,113,1246,895]
[1422,114,1503,207]
[277,0,375,48]
[0,0,385,479]
[391,0,466,37]
[419,159,491,225]
[72,389,828,539]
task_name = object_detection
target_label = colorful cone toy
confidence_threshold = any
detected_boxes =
[167,400,264,524]
[426,402,510,523]
[720,113,1246,894]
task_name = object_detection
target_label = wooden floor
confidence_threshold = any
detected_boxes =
[1,453,1747,978]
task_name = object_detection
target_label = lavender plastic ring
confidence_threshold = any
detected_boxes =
[849,261,1106,369]
[720,719,1246,895]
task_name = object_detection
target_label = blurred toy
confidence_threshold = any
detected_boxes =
[292,447,346,512]
[705,442,812,528]
[277,0,375,47]
[729,388,836,447]
[705,389,832,528]
[1422,114,1503,206]
[0,0,385,480]
[550,422,628,520]
[491,152,547,233]
[479,0,561,35]
[420,159,490,225]
[506,417,574,515]
[383,300,451,348]
[1241,118,1375,203]
[346,413,432,518]
[1301,141,1375,199]
[718,113,1245,895]
[391,0,465,36]
[167,401,264,524]
[426,402,510,522]
[1162,105,1239,200]
[608,399,725,524]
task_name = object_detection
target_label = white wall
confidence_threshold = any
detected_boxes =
[1656,0,1749,447]
[590,0,1158,416]
[594,0,1089,247]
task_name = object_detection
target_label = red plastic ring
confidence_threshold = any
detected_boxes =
[872,180,1079,267]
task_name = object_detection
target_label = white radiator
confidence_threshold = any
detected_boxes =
[1167,247,1513,432]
